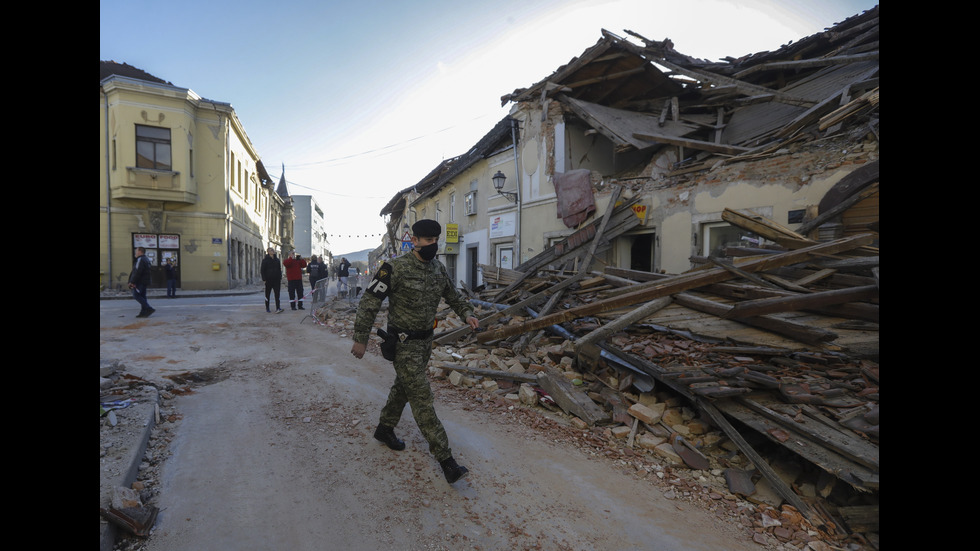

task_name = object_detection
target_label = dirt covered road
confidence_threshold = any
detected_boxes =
[101,294,765,551]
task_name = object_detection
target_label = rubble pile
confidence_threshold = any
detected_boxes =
[317,202,879,549]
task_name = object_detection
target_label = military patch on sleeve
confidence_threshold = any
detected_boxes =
[365,262,393,299]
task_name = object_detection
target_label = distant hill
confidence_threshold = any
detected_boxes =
[335,248,373,264]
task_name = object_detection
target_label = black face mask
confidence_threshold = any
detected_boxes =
[417,242,438,260]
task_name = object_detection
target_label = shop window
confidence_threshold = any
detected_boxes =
[701,222,758,257]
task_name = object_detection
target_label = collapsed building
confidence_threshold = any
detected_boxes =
[350,6,879,548]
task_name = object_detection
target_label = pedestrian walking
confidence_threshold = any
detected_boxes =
[283,251,308,310]
[350,219,480,484]
[128,247,155,318]
[261,247,284,313]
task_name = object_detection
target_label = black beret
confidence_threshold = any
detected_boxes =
[412,219,441,238]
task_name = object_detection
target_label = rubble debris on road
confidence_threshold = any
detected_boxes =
[315,200,878,550]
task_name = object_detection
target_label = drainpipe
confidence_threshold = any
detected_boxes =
[511,118,522,267]
[103,86,113,288]
[224,114,232,289]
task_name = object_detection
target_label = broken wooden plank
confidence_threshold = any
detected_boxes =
[508,191,639,278]
[575,296,673,350]
[696,399,820,523]
[100,506,159,537]
[736,396,878,471]
[714,398,877,493]
[633,131,751,155]
[432,362,538,384]
[697,281,879,323]
[656,292,840,345]
[536,366,610,426]
[477,234,874,343]
[722,208,813,250]
[723,285,878,319]
[436,271,589,345]
[837,504,880,533]
[516,287,567,352]
[800,183,880,238]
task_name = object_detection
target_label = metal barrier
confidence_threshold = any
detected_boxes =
[303,276,361,325]
[302,278,332,325]
[311,278,330,310]
[342,274,361,305]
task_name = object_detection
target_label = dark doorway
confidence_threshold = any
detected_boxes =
[630,233,655,272]
[467,246,479,290]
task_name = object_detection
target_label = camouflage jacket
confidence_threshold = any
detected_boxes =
[353,253,474,344]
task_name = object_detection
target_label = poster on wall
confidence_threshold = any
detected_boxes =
[497,247,513,270]
[159,234,180,248]
[133,234,158,248]
[489,213,516,238]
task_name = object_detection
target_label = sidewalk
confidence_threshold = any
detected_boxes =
[101,280,273,549]
[100,283,266,300]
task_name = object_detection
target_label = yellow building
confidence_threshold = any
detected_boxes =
[100,61,291,291]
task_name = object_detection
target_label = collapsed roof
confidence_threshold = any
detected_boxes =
[502,6,879,167]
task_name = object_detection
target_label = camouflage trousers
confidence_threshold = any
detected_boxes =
[378,337,452,461]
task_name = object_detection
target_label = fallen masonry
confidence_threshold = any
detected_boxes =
[314,211,878,549]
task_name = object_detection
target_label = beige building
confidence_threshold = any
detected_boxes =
[100,61,292,291]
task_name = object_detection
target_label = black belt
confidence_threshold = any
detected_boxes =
[387,325,434,341]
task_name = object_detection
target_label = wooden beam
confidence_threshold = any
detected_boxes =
[723,285,879,319]
[798,183,879,236]
[575,296,673,350]
[732,52,879,80]
[696,399,820,523]
[653,58,816,108]
[633,131,751,155]
[673,293,837,345]
[476,234,874,343]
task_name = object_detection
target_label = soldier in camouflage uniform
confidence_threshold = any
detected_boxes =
[350,219,480,484]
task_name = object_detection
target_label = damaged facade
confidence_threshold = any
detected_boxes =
[382,7,878,287]
[364,6,879,548]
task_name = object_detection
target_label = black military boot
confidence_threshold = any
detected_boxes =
[440,457,469,484]
[373,425,405,451]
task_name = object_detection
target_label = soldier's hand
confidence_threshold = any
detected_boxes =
[466,316,480,330]
[351,341,366,359]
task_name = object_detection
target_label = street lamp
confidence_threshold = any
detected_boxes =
[492,170,518,203]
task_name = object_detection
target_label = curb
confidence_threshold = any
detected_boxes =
[100,290,263,301]
[100,389,159,551]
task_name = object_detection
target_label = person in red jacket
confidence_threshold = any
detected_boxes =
[282,250,308,310]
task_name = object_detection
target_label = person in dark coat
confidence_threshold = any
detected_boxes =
[338,257,351,296]
[261,247,284,313]
[164,258,178,298]
[307,255,323,294]
[128,247,154,318]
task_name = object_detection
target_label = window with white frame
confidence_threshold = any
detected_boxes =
[701,222,758,257]
[464,191,477,215]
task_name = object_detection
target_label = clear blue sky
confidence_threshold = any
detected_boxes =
[100,0,877,255]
